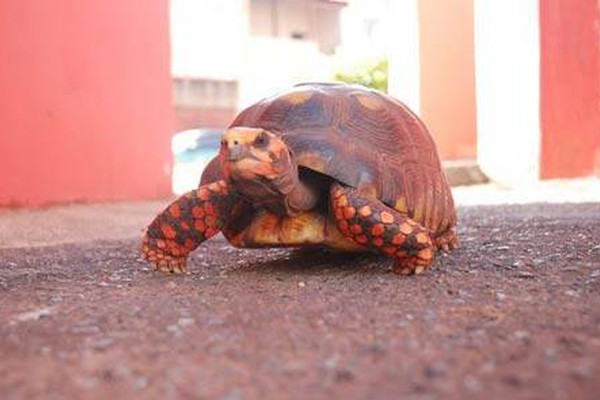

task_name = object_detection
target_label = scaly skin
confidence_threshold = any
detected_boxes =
[141,180,239,273]
[330,183,435,275]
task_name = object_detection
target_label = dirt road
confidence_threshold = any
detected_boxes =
[1,201,599,399]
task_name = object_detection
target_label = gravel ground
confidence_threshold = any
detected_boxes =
[1,198,599,399]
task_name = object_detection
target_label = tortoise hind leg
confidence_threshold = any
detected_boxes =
[142,180,240,274]
[330,183,435,275]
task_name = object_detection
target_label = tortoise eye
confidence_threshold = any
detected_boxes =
[254,132,269,147]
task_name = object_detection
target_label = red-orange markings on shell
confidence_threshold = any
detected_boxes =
[205,215,217,227]
[343,207,356,219]
[194,220,206,232]
[192,206,205,219]
[161,224,177,239]
[372,237,384,247]
[371,223,385,236]
[380,212,395,224]
[359,206,372,218]
[355,235,368,244]
[169,203,181,218]
[392,233,406,245]
[350,224,362,234]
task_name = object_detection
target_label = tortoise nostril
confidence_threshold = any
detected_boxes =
[233,140,239,146]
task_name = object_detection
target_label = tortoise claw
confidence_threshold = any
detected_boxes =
[154,257,187,274]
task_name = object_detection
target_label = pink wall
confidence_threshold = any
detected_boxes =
[0,0,173,207]
[418,0,477,161]
[540,0,600,179]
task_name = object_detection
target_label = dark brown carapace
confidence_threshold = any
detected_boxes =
[142,83,458,275]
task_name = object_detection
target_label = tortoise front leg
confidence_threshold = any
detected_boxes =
[141,180,239,274]
[330,183,435,275]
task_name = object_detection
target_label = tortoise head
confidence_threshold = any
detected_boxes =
[220,127,290,182]
[220,127,318,215]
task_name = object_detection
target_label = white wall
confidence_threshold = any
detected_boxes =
[387,0,421,114]
[474,0,541,186]
[170,0,247,80]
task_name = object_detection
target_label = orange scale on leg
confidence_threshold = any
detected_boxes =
[170,246,182,257]
[350,224,363,234]
[395,249,408,258]
[161,224,177,239]
[203,202,215,215]
[192,206,205,219]
[416,232,430,244]
[194,220,206,232]
[180,221,190,231]
[184,238,196,250]
[359,206,372,218]
[371,223,385,236]
[355,235,368,244]
[205,227,218,238]
[380,211,395,224]
[343,207,356,219]
[169,203,181,218]
[198,188,211,201]
[372,237,384,247]
[382,246,396,255]
[208,182,222,192]
[338,220,349,232]
[399,223,413,235]
[334,208,343,220]
[205,215,217,227]
[392,233,406,245]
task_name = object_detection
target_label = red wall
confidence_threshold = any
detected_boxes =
[540,0,600,179]
[0,0,173,207]
[418,0,477,161]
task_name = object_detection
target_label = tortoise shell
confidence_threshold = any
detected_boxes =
[210,83,456,236]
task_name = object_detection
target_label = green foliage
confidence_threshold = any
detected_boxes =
[333,59,388,93]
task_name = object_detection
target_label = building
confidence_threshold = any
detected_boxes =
[389,0,599,185]
[170,0,347,132]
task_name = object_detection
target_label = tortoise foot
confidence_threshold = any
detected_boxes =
[434,227,459,252]
[393,252,432,275]
[141,236,188,274]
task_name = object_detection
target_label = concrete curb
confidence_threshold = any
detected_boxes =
[443,160,489,187]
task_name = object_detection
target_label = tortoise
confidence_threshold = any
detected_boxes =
[142,83,458,275]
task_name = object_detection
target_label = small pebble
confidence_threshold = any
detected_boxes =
[298,281,306,288]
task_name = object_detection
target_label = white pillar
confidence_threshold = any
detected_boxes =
[387,0,421,114]
[474,0,541,186]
